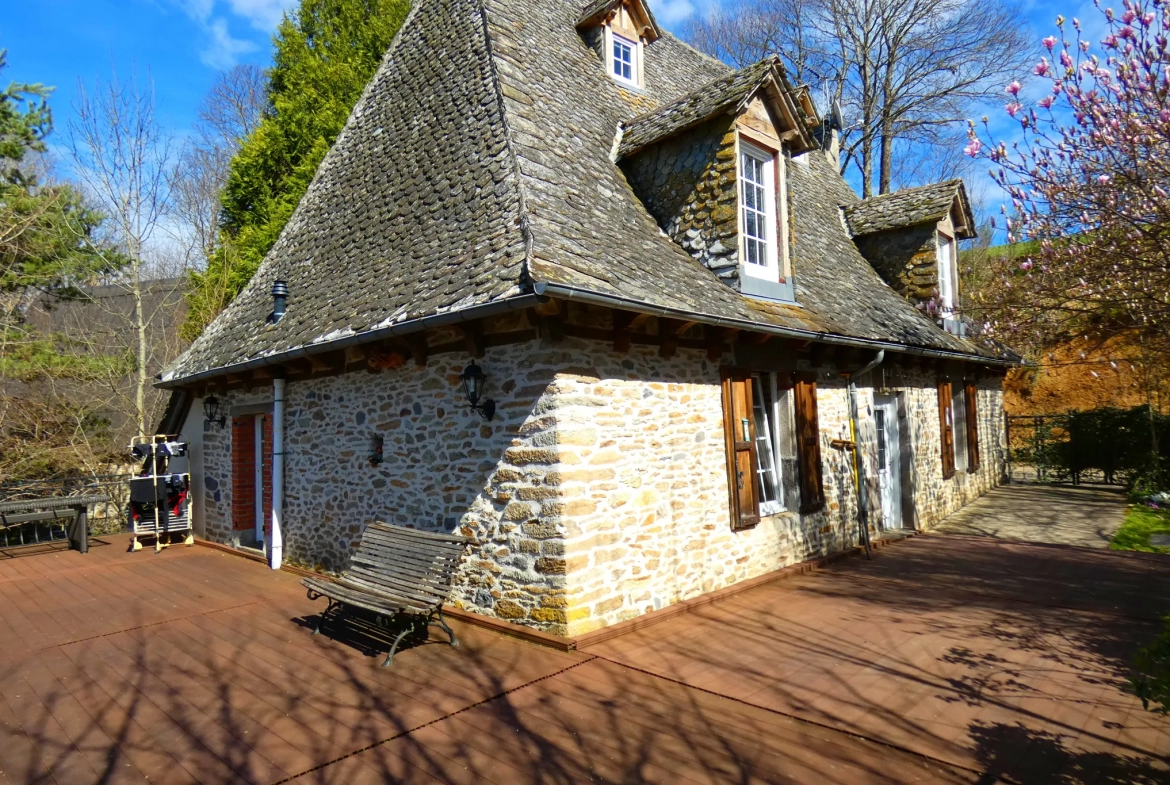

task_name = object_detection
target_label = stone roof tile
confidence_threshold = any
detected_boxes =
[844,179,976,238]
[615,58,776,158]
[163,0,1010,385]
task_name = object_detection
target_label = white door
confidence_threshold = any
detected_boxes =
[874,397,902,529]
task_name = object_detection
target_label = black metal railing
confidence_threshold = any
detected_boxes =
[1006,405,1167,487]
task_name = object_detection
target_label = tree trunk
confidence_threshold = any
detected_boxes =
[879,121,894,194]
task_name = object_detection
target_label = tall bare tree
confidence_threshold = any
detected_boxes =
[67,71,175,438]
[172,64,266,268]
[684,0,1032,196]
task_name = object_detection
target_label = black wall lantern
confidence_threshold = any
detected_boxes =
[203,396,226,428]
[459,361,496,421]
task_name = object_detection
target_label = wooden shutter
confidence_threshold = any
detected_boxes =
[938,381,956,479]
[964,381,980,471]
[793,378,825,513]
[721,369,760,530]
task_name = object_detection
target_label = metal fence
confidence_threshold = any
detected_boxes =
[1006,406,1166,486]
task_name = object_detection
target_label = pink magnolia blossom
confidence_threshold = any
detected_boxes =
[1039,95,1055,108]
[964,138,982,156]
[1043,35,1058,49]
[1098,174,1112,184]
[1006,80,1022,95]
[1035,58,1051,76]
[1006,101,1023,116]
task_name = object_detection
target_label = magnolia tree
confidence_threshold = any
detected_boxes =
[966,0,1170,365]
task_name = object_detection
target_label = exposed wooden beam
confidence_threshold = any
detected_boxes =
[457,322,485,358]
[404,333,428,367]
[612,311,634,354]
[705,326,731,363]
[658,317,684,358]
[629,312,653,329]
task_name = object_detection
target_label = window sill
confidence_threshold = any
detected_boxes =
[739,271,796,303]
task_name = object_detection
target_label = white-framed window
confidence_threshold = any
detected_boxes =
[937,231,959,316]
[610,33,639,86]
[750,372,797,515]
[739,140,781,281]
[951,383,968,472]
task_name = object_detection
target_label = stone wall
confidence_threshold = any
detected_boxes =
[621,116,742,283]
[197,335,1005,637]
[853,223,939,308]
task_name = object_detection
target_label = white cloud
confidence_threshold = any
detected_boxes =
[649,0,696,27]
[172,0,295,69]
[222,0,299,32]
[200,17,259,69]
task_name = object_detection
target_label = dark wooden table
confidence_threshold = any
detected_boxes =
[0,494,110,554]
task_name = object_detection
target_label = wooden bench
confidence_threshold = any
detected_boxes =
[302,522,472,666]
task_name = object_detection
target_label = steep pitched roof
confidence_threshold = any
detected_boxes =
[615,58,815,159]
[163,0,1011,386]
[844,179,977,239]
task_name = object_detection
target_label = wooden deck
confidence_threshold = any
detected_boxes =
[0,528,1167,784]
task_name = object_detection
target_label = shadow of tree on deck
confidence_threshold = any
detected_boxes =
[970,722,1168,784]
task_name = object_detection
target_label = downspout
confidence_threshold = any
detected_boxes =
[270,374,285,570]
[844,350,884,559]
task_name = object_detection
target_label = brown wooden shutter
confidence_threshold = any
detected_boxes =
[721,369,760,530]
[964,381,980,471]
[793,378,825,513]
[938,381,956,479]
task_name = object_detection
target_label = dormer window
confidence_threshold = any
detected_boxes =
[577,0,659,91]
[740,142,777,276]
[611,33,637,84]
[937,231,960,331]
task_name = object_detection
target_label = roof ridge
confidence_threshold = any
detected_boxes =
[850,179,962,205]
[475,0,536,292]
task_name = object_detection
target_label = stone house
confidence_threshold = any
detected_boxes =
[160,0,1018,638]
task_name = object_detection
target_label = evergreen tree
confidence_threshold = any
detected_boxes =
[184,0,410,339]
[0,50,115,295]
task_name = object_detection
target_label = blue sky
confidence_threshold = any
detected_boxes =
[2,0,1092,206]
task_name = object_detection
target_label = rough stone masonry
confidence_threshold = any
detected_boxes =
[199,335,1003,637]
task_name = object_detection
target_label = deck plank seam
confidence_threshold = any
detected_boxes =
[588,652,1022,785]
[32,600,263,653]
[267,655,599,785]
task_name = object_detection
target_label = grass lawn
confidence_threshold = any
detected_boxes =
[1111,504,1170,552]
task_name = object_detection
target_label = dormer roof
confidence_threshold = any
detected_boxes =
[576,0,661,42]
[615,57,819,159]
[844,180,977,239]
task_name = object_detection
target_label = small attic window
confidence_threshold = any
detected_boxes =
[578,0,658,90]
[604,26,643,88]
[612,34,637,84]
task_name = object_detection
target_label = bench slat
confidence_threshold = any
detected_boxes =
[346,568,449,604]
[353,544,462,570]
[366,523,470,546]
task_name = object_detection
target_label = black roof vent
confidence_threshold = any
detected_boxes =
[269,280,288,324]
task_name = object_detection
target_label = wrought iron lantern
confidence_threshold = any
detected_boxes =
[203,396,226,428]
[459,361,496,421]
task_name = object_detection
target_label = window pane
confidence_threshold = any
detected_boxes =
[751,375,781,506]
